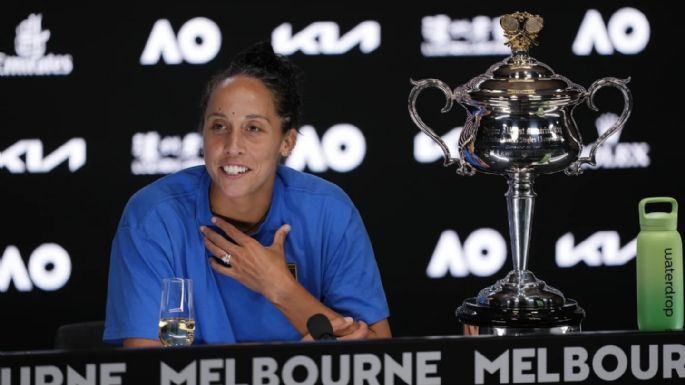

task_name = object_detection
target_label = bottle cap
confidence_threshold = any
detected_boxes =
[639,197,678,230]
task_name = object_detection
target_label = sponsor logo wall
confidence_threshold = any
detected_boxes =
[1,2,679,350]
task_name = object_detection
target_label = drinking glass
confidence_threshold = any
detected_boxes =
[158,278,195,346]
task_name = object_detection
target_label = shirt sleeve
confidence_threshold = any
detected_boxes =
[103,208,174,344]
[321,202,390,325]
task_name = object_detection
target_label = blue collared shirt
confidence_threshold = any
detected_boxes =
[104,165,389,344]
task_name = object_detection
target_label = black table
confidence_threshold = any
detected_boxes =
[2,330,684,384]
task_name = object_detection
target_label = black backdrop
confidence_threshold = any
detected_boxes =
[1,0,681,351]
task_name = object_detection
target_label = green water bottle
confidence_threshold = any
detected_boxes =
[637,197,683,331]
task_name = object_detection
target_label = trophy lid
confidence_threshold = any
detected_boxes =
[456,12,586,104]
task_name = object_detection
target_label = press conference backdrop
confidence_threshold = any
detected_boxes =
[0,1,680,351]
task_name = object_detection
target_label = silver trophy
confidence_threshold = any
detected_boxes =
[409,12,632,335]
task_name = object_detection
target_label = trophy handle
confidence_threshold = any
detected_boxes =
[565,77,633,175]
[409,78,462,169]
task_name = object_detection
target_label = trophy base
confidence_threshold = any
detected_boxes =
[456,297,585,336]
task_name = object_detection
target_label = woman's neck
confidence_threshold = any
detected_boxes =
[208,183,273,225]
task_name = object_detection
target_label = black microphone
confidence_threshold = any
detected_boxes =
[306,313,336,340]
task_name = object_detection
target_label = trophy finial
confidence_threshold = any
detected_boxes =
[500,12,544,53]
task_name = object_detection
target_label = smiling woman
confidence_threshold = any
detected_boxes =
[103,42,391,347]
[203,76,296,225]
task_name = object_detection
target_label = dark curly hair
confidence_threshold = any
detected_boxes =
[198,41,303,133]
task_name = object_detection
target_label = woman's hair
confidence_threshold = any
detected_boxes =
[198,41,303,133]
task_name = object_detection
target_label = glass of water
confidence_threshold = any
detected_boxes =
[159,278,195,347]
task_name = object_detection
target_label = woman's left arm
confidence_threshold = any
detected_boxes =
[369,319,392,338]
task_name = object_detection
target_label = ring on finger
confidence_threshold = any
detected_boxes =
[221,252,232,267]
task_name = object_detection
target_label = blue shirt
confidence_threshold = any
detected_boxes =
[104,165,389,344]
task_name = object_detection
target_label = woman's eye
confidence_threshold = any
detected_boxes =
[247,125,262,133]
[211,122,225,131]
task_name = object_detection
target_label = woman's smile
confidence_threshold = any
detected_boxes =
[221,164,251,177]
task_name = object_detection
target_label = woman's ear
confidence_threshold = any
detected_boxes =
[280,128,297,157]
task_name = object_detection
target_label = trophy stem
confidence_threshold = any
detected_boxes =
[505,172,536,272]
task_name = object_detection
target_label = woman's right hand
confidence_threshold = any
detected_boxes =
[301,316,369,341]
[202,217,294,302]
[331,316,370,340]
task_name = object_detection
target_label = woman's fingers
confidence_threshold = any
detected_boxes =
[209,257,238,278]
[201,226,243,273]
[271,224,291,251]
[200,225,239,250]
[330,316,354,334]
[202,235,234,260]
[328,316,370,340]
[337,320,369,341]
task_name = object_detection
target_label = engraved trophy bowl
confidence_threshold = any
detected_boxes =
[408,12,632,335]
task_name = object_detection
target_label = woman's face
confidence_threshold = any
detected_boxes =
[203,75,296,202]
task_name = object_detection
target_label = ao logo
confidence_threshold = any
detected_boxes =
[426,229,508,278]
[272,21,380,55]
[140,17,221,65]
[0,244,71,292]
[286,124,366,173]
[573,7,650,55]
